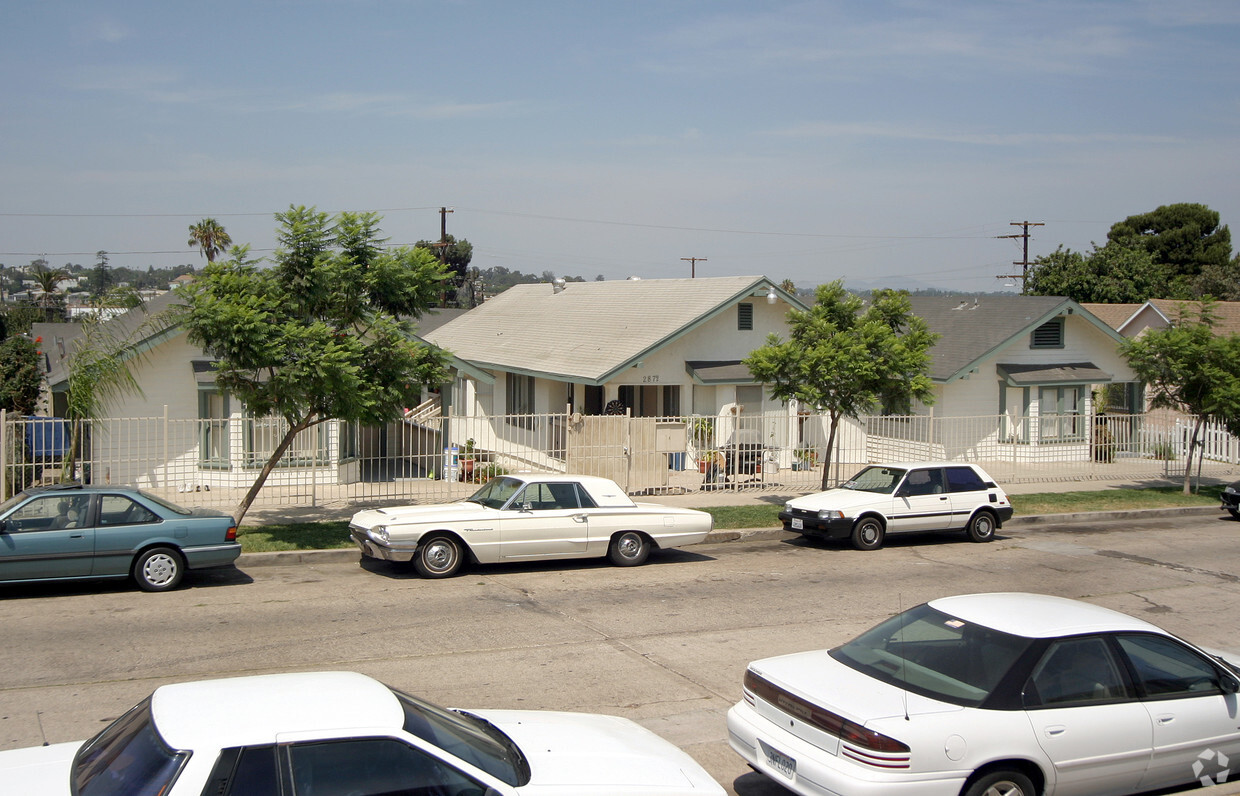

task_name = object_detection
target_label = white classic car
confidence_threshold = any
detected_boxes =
[350,474,713,578]
[0,671,725,796]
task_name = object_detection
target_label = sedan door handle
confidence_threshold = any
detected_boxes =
[69,533,84,539]
[1155,714,1175,725]
[1044,725,1066,737]
[571,514,588,523]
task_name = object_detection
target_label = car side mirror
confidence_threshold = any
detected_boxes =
[0,519,8,533]
[895,487,909,498]
[520,502,533,512]
[1221,672,1239,694]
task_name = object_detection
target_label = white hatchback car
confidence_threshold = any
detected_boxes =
[728,592,1240,796]
[779,462,1013,550]
[0,671,725,796]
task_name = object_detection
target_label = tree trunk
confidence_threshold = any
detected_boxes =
[819,413,841,491]
[232,414,317,525]
[1182,416,1206,495]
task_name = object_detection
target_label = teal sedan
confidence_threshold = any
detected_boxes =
[0,483,240,591]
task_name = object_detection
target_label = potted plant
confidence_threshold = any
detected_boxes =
[793,447,818,471]
[459,438,477,481]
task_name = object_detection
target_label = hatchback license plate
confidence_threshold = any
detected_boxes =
[791,517,804,530]
[760,740,796,779]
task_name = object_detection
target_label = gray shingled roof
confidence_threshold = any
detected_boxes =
[424,276,789,384]
[908,295,1119,382]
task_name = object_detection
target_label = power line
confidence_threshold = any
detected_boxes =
[995,221,1044,287]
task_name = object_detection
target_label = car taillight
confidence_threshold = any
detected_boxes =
[225,524,237,542]
[743,669,910,759]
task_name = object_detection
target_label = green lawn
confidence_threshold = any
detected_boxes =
[236,484,1228,553]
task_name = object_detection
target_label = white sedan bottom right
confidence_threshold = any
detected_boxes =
[728,592,1240,796]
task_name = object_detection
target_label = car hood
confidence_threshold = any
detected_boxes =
[0,740,79,795]
[749,649,962,723]
[351,501,492,528]
[471,709,723,795]
[789,488,892,513]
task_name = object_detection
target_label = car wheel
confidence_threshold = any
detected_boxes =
[608,531,650,566]
[851,517,884,551]
[963,769,1036,796]
[966,510,997,542]
[414,535,463,578]
[132,546,184,592]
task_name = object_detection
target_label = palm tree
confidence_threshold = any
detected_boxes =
[188,218,233,263]
[30,259,69,321]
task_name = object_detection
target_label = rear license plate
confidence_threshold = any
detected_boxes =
[760,740,796,779]
[791,517,804,530]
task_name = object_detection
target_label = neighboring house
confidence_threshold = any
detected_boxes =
[895,295,1139,454]
[1082,299,1240,339]
[32,293,472,489]
[422,276,805,483]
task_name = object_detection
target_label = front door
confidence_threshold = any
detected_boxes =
[0,493,95,580]
[889,468,953,532]
[499,482,590,559]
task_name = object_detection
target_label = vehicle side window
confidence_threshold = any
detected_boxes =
[99,495,159,526]
[513,484,581,511]
[573,484,597,509]
[946,466,987,493]
[1116,633,1226,698]
[903,469,944,496]
[287,738,488,796]
[7,494,90,531]
[201,745,278,796]
[1025,636,1129,707]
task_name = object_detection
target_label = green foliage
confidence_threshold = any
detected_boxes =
[1107,203,1232,298]
[179,206,453,523]
[1120,301,1240,492]
[744,281,937,488]
[1024,243,1167,303]
[0,336,42,414]
[188,218,233,263]
[0,303,43,339]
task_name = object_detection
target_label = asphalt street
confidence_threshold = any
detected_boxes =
[3,509,1240,796]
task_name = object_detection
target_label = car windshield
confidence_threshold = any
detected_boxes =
[839,466,906,494]
[466,477,523,509]
[73,697,189,796]
[831,603,1033,707]
[393,687,530,787]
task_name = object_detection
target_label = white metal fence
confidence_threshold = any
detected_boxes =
[3,408,1237,518]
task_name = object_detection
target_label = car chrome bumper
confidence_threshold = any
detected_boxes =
[349,528,416,562]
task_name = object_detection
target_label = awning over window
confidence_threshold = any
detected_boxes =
[191,359,220,385]
[685,360,757,385]
[996,362,1112,387]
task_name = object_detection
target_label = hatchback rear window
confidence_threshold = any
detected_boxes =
[946,466,987,493]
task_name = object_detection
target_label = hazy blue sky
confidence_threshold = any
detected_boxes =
[3,1,1238,291]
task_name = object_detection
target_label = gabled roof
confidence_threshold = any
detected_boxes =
[424,276,805,385]
[1079,303,1143,332]
[908,295,1125,383]
[1081,299,1240,336]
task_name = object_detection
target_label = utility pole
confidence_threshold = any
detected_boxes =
[681,257,707,278]
[996,221,1044,289]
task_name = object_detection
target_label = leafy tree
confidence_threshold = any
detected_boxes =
[180,206,452,523]
[89,250,113,297]
[188,218,233,263]
[0,335,42,414]
[1024,243,1167,303]
[1107,203,1232,298]
[744,281,937,489]
[1120,302,1240,494]
[415,233,473,306]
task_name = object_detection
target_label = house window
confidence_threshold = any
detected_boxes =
[338,420,357,462]
[738,303,754,330]
[198,391,230,469]
[1031,318,1065,348]
[1039,386,1085,441]
[243,415,328,468]
[506,372,535,428]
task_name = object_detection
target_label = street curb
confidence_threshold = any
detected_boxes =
[236,505,1228,568]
